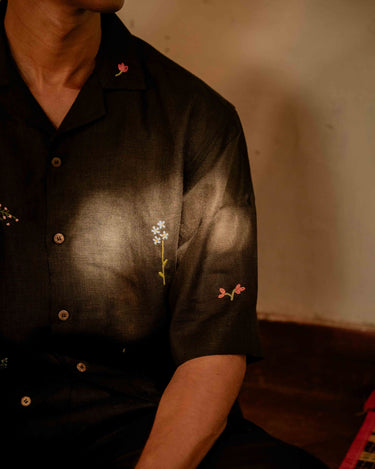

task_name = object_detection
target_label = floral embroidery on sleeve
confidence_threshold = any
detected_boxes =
[218,284,246,301]
[0,204,19,226]
[115,62,129,77]
[151,220,168,286]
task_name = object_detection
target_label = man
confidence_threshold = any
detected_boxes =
[0,0,328,467]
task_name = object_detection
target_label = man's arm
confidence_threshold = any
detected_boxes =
[135,354,247,469]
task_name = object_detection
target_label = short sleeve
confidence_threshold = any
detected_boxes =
[168,102,263,366]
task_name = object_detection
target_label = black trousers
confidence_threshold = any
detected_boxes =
[4,409,329,469]
[198,417,329,469]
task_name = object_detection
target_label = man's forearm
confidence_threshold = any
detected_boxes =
[134,354,247,469]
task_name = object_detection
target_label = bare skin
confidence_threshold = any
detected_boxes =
[135,354,247,469]
[4,0,124,128]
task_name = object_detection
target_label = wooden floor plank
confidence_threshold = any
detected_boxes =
[238,320,375,468]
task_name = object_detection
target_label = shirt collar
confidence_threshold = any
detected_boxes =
[0,0,148,91]
[96,12,148,90]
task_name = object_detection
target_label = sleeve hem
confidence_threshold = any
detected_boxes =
[173,349,264,368]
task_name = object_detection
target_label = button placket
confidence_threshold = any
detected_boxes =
[46,144,70,327]
[47,143,70,337]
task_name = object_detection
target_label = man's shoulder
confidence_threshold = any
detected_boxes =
[108,14,243,154]
[131,33,237,119]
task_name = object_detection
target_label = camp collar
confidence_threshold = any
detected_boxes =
[0,0,147,91]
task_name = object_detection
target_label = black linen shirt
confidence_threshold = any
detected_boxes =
[0,0,262,447]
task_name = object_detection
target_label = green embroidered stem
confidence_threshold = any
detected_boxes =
[115,71,122,77]
[0,357,8,369]
[224,290,235,301]
[153,220,168,286]
[158,239,168,286]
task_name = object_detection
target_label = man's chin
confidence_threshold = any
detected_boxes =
[76,1,125,14]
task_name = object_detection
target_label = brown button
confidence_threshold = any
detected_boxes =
[51,157,62,167]
[58,309,70,321]
[53,233,65,244]
[76,362,87,373]
[21,396,31,407]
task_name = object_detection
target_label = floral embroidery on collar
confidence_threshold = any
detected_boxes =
[0,204,19,226]
[115,62,129,77]
[152,220,168,286]
[218,284,246,301]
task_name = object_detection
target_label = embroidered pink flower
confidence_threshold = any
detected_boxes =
[218,284,246,301]
[234,284,246,295]
[218,288,226,299]
[0,204,19,226]
[115,62,129,77]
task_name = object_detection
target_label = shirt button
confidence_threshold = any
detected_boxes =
[51,157,62,167]
[53,233,65,244]
[21,396,31,407]
[76,362,87,373]
[58,309,70,321]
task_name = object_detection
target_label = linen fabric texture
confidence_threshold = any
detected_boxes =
[0,0,262,449]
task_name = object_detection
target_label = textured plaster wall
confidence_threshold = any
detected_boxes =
[118,0,375,330]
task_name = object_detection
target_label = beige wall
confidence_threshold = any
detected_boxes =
[118,0,375,330]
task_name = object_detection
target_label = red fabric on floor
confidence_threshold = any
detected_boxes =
[339,391,375,469]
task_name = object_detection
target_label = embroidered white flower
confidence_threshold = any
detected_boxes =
[152,220,168,285]
[153,236,161,245]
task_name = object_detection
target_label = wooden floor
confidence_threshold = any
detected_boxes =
[238,320,375,469]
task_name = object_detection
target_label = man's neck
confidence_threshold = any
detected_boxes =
[4,0,101,92]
